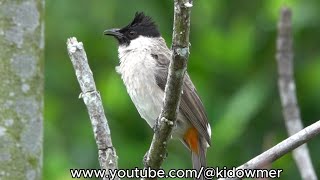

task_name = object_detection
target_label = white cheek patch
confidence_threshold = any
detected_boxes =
[119,36,155,52]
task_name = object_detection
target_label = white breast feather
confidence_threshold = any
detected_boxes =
[116,37,164,127]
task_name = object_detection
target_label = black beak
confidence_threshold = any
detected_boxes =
[103,28,122,37]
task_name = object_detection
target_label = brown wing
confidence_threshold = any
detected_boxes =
[153,52,211,145]
[180,74,211,145]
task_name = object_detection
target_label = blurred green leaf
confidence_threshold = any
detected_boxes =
[214,73,271,150]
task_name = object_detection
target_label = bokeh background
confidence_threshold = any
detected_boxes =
[45,0,320,179]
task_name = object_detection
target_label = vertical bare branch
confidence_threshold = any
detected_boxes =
[276,7,317,180]
[143,0,193,171]
[66,37,119,180]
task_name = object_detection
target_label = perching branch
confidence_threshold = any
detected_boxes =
[219,120,320,180]
[276,7,317,180]
[66,37,119,180]
[144,0,193,171]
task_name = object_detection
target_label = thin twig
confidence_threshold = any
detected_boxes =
[218,120,320,180]
[66,37,119,180]
[276,7,317,180]
[143,0,193,172]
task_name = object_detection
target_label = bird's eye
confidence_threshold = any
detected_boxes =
[128,31,137,37]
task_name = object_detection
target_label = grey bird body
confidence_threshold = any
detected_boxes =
[116,36,192,138]
[116,37,168,128]
[105,12,211,179]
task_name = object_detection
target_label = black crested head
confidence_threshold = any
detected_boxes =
[104,12,160,46]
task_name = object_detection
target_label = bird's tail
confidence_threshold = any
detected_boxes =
[183,127,207,180]
[191,137,207,180]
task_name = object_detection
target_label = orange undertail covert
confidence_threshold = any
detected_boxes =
[184,127,199,154]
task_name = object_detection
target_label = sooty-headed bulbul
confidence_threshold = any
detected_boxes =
[104,12,211,178]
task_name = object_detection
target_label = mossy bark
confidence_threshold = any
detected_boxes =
[0,0,44,179]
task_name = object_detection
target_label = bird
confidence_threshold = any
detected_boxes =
[104,12,211,178]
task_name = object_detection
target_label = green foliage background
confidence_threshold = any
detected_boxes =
[45,0,320,179]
